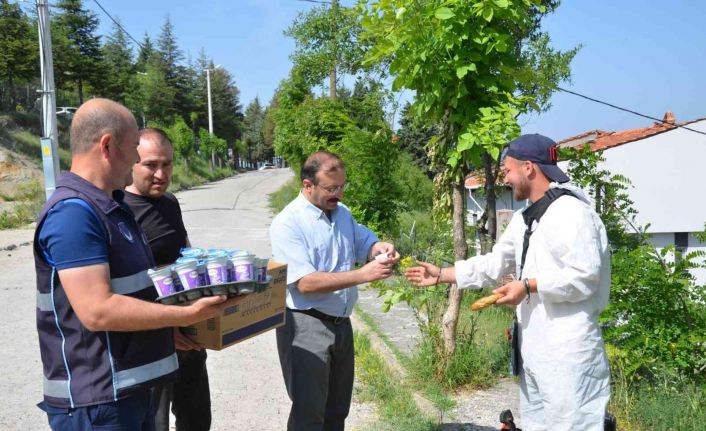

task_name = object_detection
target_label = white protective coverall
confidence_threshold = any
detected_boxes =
[455,183,611,431]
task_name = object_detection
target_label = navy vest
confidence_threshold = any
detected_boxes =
[34,172,177,408]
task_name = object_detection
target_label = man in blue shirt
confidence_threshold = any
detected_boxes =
[34,98,240,431]
[270,150,400,431]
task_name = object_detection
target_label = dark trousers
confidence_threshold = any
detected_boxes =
[276,308,355,431]
[40,389,155,431]
[154,349,211,431]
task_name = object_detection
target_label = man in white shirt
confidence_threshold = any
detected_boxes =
[270,150,399,431]
[405,134,611,431]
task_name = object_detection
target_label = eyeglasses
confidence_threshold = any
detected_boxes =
[315,183,349,194]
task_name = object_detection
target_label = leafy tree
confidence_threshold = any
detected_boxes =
[53,0,105,104]
[102,19,136,105]
[0,0,37,110]
[396,101,438,177]
[208,67,242,142]
[131,58,175,125]
[341,76,389,130]
[360,0,577,355]
[262,97,278,162]
[242,97,266,162]
[286,1,368,99]
[199,128,228,165]
[335,127,400,232]
[166,116,195,163]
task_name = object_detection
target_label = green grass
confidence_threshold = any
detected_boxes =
[354,331,438,431]
[407,290,513,391]
[169,157,233,191]
[269,177,300,213]
[0,179,43,229]
[609,372,706,430]
[354,304,456,415]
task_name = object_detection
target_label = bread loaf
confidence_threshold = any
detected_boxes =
[471,293,504,311]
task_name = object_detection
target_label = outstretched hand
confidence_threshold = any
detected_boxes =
[404,261,441,287]
[493,280,526,305]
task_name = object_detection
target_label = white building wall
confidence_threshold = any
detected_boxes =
[559,119,706,234]
[556,119,706,284]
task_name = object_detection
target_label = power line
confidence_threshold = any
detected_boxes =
[557,86,706,137]
[91,0,144,50]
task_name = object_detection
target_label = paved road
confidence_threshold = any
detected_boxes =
[0,169,374,430]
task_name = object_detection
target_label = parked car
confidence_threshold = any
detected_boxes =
[259,163,276,170]
[56,107,77,118]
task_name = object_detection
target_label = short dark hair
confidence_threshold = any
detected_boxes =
[301,150,344,184]
[139,127,172,147]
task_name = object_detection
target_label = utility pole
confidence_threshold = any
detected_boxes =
[205,67,216,167]
[36,0,61,200]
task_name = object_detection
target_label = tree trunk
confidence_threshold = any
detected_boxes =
[441,181,468,356]
[78,77,84,105]
[8,76,16,108]
[482,152,498,253]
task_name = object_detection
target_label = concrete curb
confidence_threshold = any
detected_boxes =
[350,311,440,421]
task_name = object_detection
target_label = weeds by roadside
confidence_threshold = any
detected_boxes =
[0,179,43,229]
[269,177,300,213]
[354,331,438,431]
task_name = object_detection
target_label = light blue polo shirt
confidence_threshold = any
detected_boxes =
[270,193,379,317]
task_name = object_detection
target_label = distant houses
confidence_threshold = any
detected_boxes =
[465,112,706,282]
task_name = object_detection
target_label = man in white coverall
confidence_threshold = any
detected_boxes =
[405,134,611,430]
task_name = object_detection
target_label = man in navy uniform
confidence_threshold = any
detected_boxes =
[34,99,237,430]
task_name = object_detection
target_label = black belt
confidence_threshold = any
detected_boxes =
[289,308,349,325]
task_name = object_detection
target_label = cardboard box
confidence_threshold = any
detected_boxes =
[183,261,287,350]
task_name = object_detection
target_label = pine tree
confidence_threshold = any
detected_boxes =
[53,0,105,104]
[0,0,38,109]
[135,32,154,72]
[102,19,136,105]
[156,16,191,118]
[243,97,265,162]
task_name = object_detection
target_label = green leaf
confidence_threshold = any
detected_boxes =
[494,0,509,8]
[456,66,469,79]
[396,7,406,20]
[482,7,494,22]
[435,7,455,20]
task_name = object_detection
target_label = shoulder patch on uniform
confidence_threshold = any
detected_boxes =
[117,222,135,243]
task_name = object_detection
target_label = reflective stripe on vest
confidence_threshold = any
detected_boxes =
[110,270,152,295]
[114,352,178,390]
[44,376,71,399]
[37,292,53,312]
[42,352,179,400]
[36,269,152,311]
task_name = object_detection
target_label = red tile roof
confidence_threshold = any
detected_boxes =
[557,112,705,152]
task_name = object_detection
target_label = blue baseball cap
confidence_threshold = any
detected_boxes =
[501,134,569,183]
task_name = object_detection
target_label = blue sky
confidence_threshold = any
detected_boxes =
[84,0,705,141]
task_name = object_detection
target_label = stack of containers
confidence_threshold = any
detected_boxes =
[147,247,270,298]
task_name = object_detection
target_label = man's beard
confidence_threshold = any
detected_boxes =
[512,176,530,201]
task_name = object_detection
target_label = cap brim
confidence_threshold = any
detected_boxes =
[537,164,570,183]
